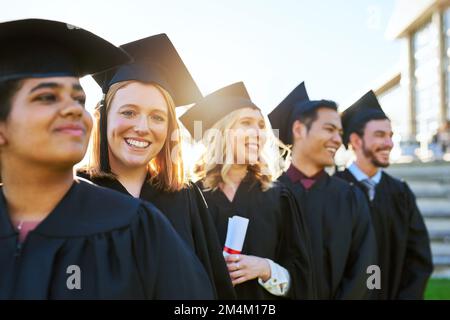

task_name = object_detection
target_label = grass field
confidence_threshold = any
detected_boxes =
[425,278,450,300]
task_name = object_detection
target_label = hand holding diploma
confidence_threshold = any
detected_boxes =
[223,215,249,257]
[222,216,270,286]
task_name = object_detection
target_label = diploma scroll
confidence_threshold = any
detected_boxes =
[223,215,249,257]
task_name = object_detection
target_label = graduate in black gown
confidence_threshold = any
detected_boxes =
[0,19,213,299]
[78,35,235,299]
[180,82,315,300]
[334,90,433,299]
[268,82,377,299]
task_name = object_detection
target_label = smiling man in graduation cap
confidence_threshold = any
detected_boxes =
[334,90,433,299]
[0,18,214,299]
[268,82,377,299]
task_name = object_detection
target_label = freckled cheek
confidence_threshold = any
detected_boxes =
[150,122,168,145]
[108,117,135,140]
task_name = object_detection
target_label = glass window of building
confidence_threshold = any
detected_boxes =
[413,18,440,142]
[445,8,450,122]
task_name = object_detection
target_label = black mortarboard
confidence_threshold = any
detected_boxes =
[341,90,388,148]
[92,34,202,107]
[268,82,337,145]
[0,19,130,81]
[179,82,258,140]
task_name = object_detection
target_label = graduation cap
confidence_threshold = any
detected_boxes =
[179,82,258,140]
[268,82,337,145]
[0,18,131,82]
[341,90,388,148]
[92,34,202,107]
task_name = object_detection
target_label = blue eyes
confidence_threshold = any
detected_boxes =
[121,110,136,117]
[120,111,165,122]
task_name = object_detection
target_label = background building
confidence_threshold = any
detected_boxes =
[374,0,450,161]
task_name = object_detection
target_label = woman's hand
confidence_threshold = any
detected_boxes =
[225,254,271,286]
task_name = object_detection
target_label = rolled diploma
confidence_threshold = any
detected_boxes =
[223,215,249,257]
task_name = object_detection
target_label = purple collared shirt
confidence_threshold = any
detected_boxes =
[286,165,326,190]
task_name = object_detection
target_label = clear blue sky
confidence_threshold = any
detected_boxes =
[2,0,401,113]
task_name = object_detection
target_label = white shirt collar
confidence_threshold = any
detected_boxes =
[347,162,382,184]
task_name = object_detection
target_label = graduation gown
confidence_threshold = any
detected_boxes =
[77,172,236,300]
[0,179,214,299]
[198,175,315,300]
[334,169,433,299]
[279,171,377,299]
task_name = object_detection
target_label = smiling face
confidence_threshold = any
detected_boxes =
[106,81,169,170]
[228,108,266,165]
[0,77,92,169]
[351,119,393,168]
[293,107,343,168]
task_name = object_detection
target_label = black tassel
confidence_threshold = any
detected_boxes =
[99,95,111,173]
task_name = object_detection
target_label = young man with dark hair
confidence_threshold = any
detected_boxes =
[269,82,377,299]
[335,90,433,299]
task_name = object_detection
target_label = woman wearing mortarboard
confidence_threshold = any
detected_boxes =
[180,82,315,299]
[79,34,235,299]
[0,19,213,299]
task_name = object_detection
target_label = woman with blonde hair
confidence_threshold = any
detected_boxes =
[79,34,235,299]
[181,82,315,300]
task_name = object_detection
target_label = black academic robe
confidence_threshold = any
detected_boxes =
[0,179,214,299]
[198,175,315,300]
[279,172,377,299]
[77,172,236,300]
[334,169,433,299]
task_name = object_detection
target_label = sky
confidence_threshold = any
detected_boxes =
[1,0,403,115]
